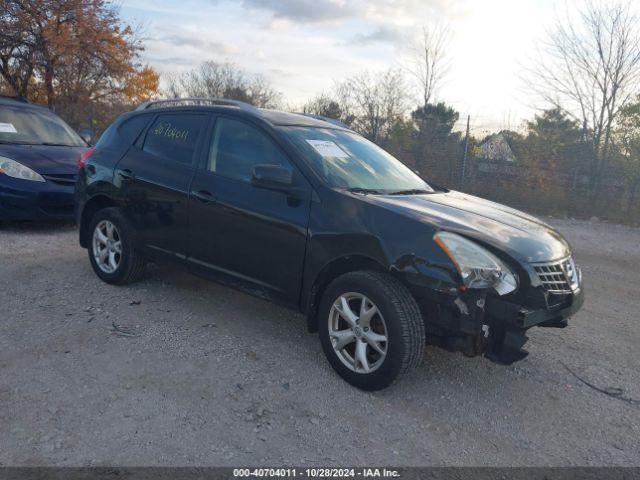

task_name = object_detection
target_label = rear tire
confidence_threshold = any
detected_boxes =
[318,270,425,390]
[87,207,145,285]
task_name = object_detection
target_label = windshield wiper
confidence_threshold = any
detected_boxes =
[346,187,383,195]
[39,142,77,147]
[0,140,36,145]
[388,189,433,195]
[0,140,76,146]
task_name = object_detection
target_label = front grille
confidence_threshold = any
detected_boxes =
[533,257,580,294]
[42,173,77,186]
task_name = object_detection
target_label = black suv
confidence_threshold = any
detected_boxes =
[76,98,584,390]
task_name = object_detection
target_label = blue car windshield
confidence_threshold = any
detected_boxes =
[0,107,85,147]
[281,126,432,193]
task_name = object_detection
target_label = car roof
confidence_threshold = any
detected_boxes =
[259,109,350,129]
[0,95,52,113]
[133,98,351,130]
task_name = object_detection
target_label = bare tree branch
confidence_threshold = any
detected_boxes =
[526,0,640,198]
[332,69,410,143]
[163,61,282,109]
[407,23,451,107]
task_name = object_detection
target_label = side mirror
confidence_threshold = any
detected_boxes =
[251,164,293,190]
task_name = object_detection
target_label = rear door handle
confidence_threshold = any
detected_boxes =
[117,169,134,180]
[191,190,217,204]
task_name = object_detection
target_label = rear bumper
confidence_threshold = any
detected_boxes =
[0,177,75,220]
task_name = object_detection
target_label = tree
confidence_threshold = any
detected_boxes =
[333,69,410,143]
[0,1,158,109]
[302,93,343,120]
[615,98,640,211]
[412,102,458,138]
[0,0,159,134]
[527,1,640,200]
[408,23,451,107]
[0,0,39,98]
[164,61,281,108]
[0,77,9,95]
[517,110,578,194]
[411,102,461,182]
[384,116,418,167]
[525,108,585,172]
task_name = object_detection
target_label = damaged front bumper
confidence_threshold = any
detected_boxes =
[486,286,584,329]
[482,286,584,364]
[418,285,584,365]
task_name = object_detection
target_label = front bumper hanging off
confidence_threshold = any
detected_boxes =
[421,286,584,365]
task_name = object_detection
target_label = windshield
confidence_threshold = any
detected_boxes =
[281,126,433,194]
[0,106,85,147]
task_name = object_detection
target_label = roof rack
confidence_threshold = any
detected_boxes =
[135,97,259,112]
[0,94,30,104]
[298,113,350,129]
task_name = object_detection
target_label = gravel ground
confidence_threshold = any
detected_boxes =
[0,218,639,467]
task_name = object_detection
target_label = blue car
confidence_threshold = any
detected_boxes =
[0,96,89,221]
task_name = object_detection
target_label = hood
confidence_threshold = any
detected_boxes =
[366,190,571,263]
[0,144,87,175]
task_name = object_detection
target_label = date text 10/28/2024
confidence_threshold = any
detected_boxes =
[233,468,401,478]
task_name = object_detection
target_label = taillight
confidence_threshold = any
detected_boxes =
[78,148,94,171]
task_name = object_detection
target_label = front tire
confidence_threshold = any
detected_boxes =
[318,270,425,390]
[87,208,145,285]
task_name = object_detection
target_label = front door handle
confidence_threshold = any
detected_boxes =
[192,190,217,204]
[117,169,134,180]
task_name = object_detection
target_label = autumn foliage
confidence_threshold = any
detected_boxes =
[0,0,159,131]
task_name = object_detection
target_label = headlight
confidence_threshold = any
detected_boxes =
[0,156,45,182]
[434,231,517,295]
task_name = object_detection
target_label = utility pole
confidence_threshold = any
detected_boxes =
[461,114,470,186]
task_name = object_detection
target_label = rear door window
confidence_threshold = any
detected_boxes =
[142,114,205,165]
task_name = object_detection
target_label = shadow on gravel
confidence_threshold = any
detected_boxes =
[137,259,512,395]
[0,220,75,232]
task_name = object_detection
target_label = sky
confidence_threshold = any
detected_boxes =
[120,0,564,133]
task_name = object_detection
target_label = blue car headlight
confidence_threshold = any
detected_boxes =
[0,156,45,182]
[434,231,518,296]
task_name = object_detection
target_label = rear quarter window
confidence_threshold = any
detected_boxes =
[96,114,152,148]
[118,115,153,145]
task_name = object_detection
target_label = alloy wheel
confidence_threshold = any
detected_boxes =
[92,220,122,274]
[328,292,388,373]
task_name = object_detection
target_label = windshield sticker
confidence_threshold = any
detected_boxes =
[0,123,18,134]
[306,140,349,159]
